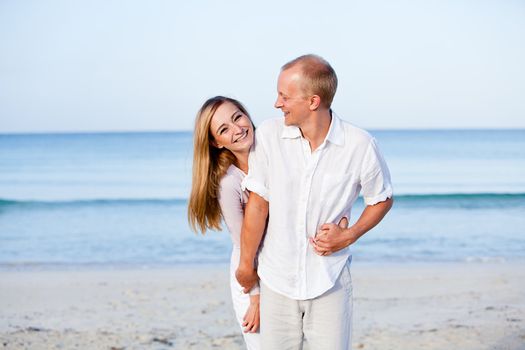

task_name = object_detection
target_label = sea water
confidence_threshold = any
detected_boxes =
[1,129,524,268]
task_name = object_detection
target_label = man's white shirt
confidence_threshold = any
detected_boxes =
[243,112,392,300]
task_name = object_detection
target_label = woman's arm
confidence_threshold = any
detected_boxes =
[217,170,246,248]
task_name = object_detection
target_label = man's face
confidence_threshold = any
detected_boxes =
[274,67,311,127]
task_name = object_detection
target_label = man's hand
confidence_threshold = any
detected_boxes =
[310,217,353,256]
[236,263,259,294]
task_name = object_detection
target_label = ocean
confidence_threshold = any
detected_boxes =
[1,129,524,268]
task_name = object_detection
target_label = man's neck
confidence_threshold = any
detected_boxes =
[299,109,332,152]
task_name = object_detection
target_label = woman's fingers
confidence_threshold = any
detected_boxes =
[244,319,258,333]
[245,318,259,333]
[242,304,260,333]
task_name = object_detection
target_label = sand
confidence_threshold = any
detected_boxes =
[1,262,524,350]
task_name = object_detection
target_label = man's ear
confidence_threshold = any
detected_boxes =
[309,95,321,111]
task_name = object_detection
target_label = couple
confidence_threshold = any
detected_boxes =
[188,54,393,350]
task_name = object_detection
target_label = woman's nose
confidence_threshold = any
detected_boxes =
[232,123,243,134]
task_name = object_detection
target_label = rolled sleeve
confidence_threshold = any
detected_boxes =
[248,283,260,296]
[361,138,393,205]
[242,129,270,201]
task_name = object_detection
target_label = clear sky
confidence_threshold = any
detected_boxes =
[1,0,524,132]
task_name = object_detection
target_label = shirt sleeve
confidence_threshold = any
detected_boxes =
[242,128,270,201]
[249,283,260,295]
[218,171,244,248]
[360,138,393,205]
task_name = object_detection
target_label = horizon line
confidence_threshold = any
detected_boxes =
[2,126,525,136]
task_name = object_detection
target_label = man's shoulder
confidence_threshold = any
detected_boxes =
[337,117,375,145]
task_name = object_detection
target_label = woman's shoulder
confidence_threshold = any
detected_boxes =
[219,164,244,193]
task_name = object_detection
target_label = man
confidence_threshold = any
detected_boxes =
[236,54,393,349]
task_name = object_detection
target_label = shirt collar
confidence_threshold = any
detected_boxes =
[324,111,345,146]
[281,110,345,147]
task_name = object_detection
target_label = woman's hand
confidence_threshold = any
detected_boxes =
[242,294,260,333]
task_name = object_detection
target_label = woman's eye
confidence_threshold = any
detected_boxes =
[219,128,227,135]
[234,114,242,121]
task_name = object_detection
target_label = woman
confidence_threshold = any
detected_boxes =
[188,96,260,349]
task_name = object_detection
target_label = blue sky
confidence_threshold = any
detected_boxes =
[1,0,524,132]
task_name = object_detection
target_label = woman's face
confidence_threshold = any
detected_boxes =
[209,101,254,155]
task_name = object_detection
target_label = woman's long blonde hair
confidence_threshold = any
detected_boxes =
[188,96,252,234]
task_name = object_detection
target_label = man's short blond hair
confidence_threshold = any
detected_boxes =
[282,54,338,108]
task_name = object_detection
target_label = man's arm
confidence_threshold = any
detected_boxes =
[236,192,269,293]
[311,197,393,255]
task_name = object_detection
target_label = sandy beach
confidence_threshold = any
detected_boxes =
[1,262,524,350]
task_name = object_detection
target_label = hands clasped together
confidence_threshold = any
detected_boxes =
[310,216,354,256]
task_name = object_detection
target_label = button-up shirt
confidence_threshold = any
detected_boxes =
[243,112,392,300]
